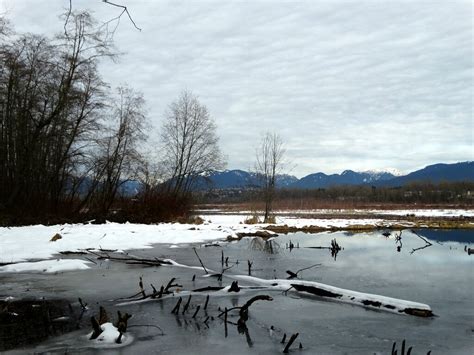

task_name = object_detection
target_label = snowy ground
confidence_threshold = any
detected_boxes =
[0,209,472,273]
[197,208,474,217]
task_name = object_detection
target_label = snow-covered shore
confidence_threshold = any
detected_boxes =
[0,209,472,272]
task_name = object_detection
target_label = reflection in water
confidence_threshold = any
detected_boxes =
[304,238,343,260]
[330,238,342,260]
[395,231,403,252]
[249,237,280,254]
[415,229,474,244]
[409,230,433,254]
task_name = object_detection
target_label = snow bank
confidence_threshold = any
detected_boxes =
[0,259,91,273]
[0,220,262,264]
[0,209,471,266]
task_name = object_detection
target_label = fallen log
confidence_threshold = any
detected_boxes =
[86,250,172,266]
[231,275,434,317]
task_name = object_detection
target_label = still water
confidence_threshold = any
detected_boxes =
[1,229,473,354]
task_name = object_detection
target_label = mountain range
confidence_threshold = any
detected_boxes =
[195,161,473,190]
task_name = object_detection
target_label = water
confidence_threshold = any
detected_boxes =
[1,229,473,354]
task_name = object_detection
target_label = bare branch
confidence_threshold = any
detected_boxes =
[103,0,142,31]
[64,0,72,38]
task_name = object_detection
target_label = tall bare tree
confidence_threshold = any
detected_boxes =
[255,132,285,223]
[0,11,113,216]
[161,90,225,197]
[89,86,147,214]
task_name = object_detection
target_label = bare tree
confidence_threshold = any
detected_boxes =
[0,11,113,216]
[255,132,285,223]
[161,90,225,197]
[88,86,147,215]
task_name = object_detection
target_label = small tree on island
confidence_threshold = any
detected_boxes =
[255,132,285,223]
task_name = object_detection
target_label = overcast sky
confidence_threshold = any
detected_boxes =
[2,0,472,177]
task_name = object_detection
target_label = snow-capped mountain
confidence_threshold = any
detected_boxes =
[363,168,403,177]
[169,162,474,191]
[291,169,397,189]
[192,169,299,190]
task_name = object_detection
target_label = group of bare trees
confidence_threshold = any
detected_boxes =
[0,11,223,223]
[0,7,287,224]
[0,12,119,218]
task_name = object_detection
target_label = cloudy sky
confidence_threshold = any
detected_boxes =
[1,0,472,177]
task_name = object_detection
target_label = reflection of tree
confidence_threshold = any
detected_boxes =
[395,231,403,252]
[305,239,342,260]
[330,239,341,260]
[410,230,433,254]
[249,237,279,254]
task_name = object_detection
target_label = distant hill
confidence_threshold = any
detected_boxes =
[193,169,298,190]
[291,170,397,189]
[378,162,474,187]
[200,162,473,190]
[120,161,474,194]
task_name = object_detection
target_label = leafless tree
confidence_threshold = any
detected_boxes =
[255,132,285,223]
[87,86,147,214]
[0,11,114,216]
[161,90,225,197]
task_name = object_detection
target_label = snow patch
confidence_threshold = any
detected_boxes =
[0,259,91,273]
[87,322,133,347]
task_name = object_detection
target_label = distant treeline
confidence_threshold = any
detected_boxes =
[198,181,474,208]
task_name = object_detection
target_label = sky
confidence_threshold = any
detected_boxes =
[1,0,472,177]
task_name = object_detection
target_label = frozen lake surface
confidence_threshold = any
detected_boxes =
[1,229,473,354]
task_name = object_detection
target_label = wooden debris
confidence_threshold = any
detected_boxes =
[171,297,182,314]
[237,295,273,330]
[90,316,102,340]
[182,295,192,315]
[290,282,434,317]
[192,305,200,318]
[78,298,88,311]
[116,311,131,333]
[59,250,87,255]
[50,233,62,242]
[98,306,109,325]
[193,247,208,274]
[283,333,299,353]
[224,307,228,337]
[410,230,432,254]
[86,250,171,266]
[228,281,240,292]
[286,263,322,279]
[391,339,431,355]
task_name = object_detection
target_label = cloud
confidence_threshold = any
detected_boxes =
[2,0,472,177]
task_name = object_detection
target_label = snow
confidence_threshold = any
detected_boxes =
[203,214,395,229]
[0,259,91,273]
[0,209,471,270]
[363,168,403,176]
[87,322,133,347]
[197,208,474,217]
[0,222,239,264]
[117,260,433,316]
[230,275,432,316]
